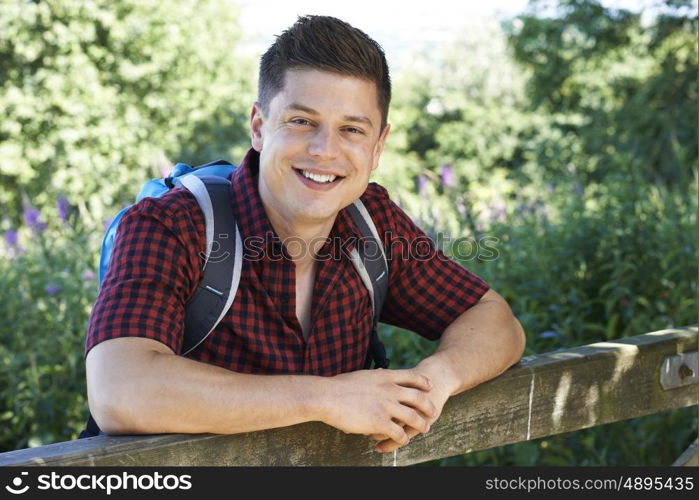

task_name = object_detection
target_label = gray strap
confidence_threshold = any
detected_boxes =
[177,175,242,356]
[351,199,387,263]
[182,225,242,356]
[215,226,243,335]
[349,248,376,314]
[178,175,215,264]
[346,199,389,320]
[346,199,391,369]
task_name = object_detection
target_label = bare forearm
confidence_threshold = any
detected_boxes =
[88,338,438,443]
[416,296,526,397]
[88,346,326,435]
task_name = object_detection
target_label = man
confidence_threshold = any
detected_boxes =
[85,15,525,454]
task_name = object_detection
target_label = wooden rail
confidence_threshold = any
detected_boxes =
[0,326,696,466]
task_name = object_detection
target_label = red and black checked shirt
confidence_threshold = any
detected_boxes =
[85,148,489,375]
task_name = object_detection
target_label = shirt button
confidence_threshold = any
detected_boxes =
[280,293,290,303]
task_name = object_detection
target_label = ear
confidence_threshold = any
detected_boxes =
[250,102,265,152]
[371,123,391,171]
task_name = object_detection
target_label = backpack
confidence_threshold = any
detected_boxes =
[80,159,389,438]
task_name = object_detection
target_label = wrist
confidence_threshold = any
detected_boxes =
[414,354,462,398]
[298,374,335,424]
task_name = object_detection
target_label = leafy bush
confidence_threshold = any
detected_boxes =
[379,160,697,466]
[0,0,253,228]
[507,0,698,188]
[377,1,697,465]
[0,204,100,451]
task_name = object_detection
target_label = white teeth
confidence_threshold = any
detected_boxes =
[301,170,337,183]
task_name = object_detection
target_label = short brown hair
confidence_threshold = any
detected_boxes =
[258,15,391,130]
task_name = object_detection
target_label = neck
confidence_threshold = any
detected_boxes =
[264,206,336,273]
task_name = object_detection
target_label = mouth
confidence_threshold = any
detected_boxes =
[293,167,345,187]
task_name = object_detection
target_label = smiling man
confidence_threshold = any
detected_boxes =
[84,15,525,453]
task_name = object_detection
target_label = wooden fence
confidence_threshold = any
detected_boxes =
[0,325,696,466]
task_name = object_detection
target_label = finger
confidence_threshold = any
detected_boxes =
[371,423,420,442]
[396,387,438,419]
[383,422,408,447]
[370,433,389,441]
[406,425,422,439]
[375,438,399,453]
[375,426,423,453]
[390,403,430,434]
[390,369,432,392]
[373,419,408,448]
[395,424,423,441]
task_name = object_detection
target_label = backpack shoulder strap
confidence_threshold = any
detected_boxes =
[344,199,390,369]
[80,168,241,439]
[176,174,243,356]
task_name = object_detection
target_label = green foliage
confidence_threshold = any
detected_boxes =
[0,0,254,454]
[377,20,533,190]
[0,212,100,451]
[382,174,697,353]
[379,0,697,208]
[381,173,697,466]
[476,178,696,346]
[0,0,253,228]
[507,0,698,187]
[379,0,697,467]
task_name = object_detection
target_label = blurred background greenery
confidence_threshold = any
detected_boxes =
[0,0,696,464]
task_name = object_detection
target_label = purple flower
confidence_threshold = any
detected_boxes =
[574,181,584,197]
[81,270,97,281]
[23,206,46,233]
[56,196,71,222]
[5,230,18,247]
[23,207,40,227]
[416,174,428,195]
[45,284,62,296]
[440,164,455,188]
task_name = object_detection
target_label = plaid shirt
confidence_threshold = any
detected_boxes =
[85,149,489,375]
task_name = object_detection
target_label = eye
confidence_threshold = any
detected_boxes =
[343,126,364,135]
[289,118,312,126]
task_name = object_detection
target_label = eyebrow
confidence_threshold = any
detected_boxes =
[286,103,374,129]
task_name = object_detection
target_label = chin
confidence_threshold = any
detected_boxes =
[295,205,339,222]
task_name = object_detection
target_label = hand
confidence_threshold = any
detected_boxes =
[371,361,454,453]
[320,368,438,448]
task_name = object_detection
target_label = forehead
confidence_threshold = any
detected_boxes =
[272,68,381,118]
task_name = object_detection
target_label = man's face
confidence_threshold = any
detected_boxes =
[250,69,390,232]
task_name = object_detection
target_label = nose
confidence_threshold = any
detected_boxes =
[307,125,338,160]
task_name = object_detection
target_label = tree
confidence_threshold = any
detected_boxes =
[506,0,698,187]
[0,0,254,227]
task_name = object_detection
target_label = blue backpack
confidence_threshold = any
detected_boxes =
[81,159,389,438]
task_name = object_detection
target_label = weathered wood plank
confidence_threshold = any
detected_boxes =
[673,439,699,467]
[0,326,696,466]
